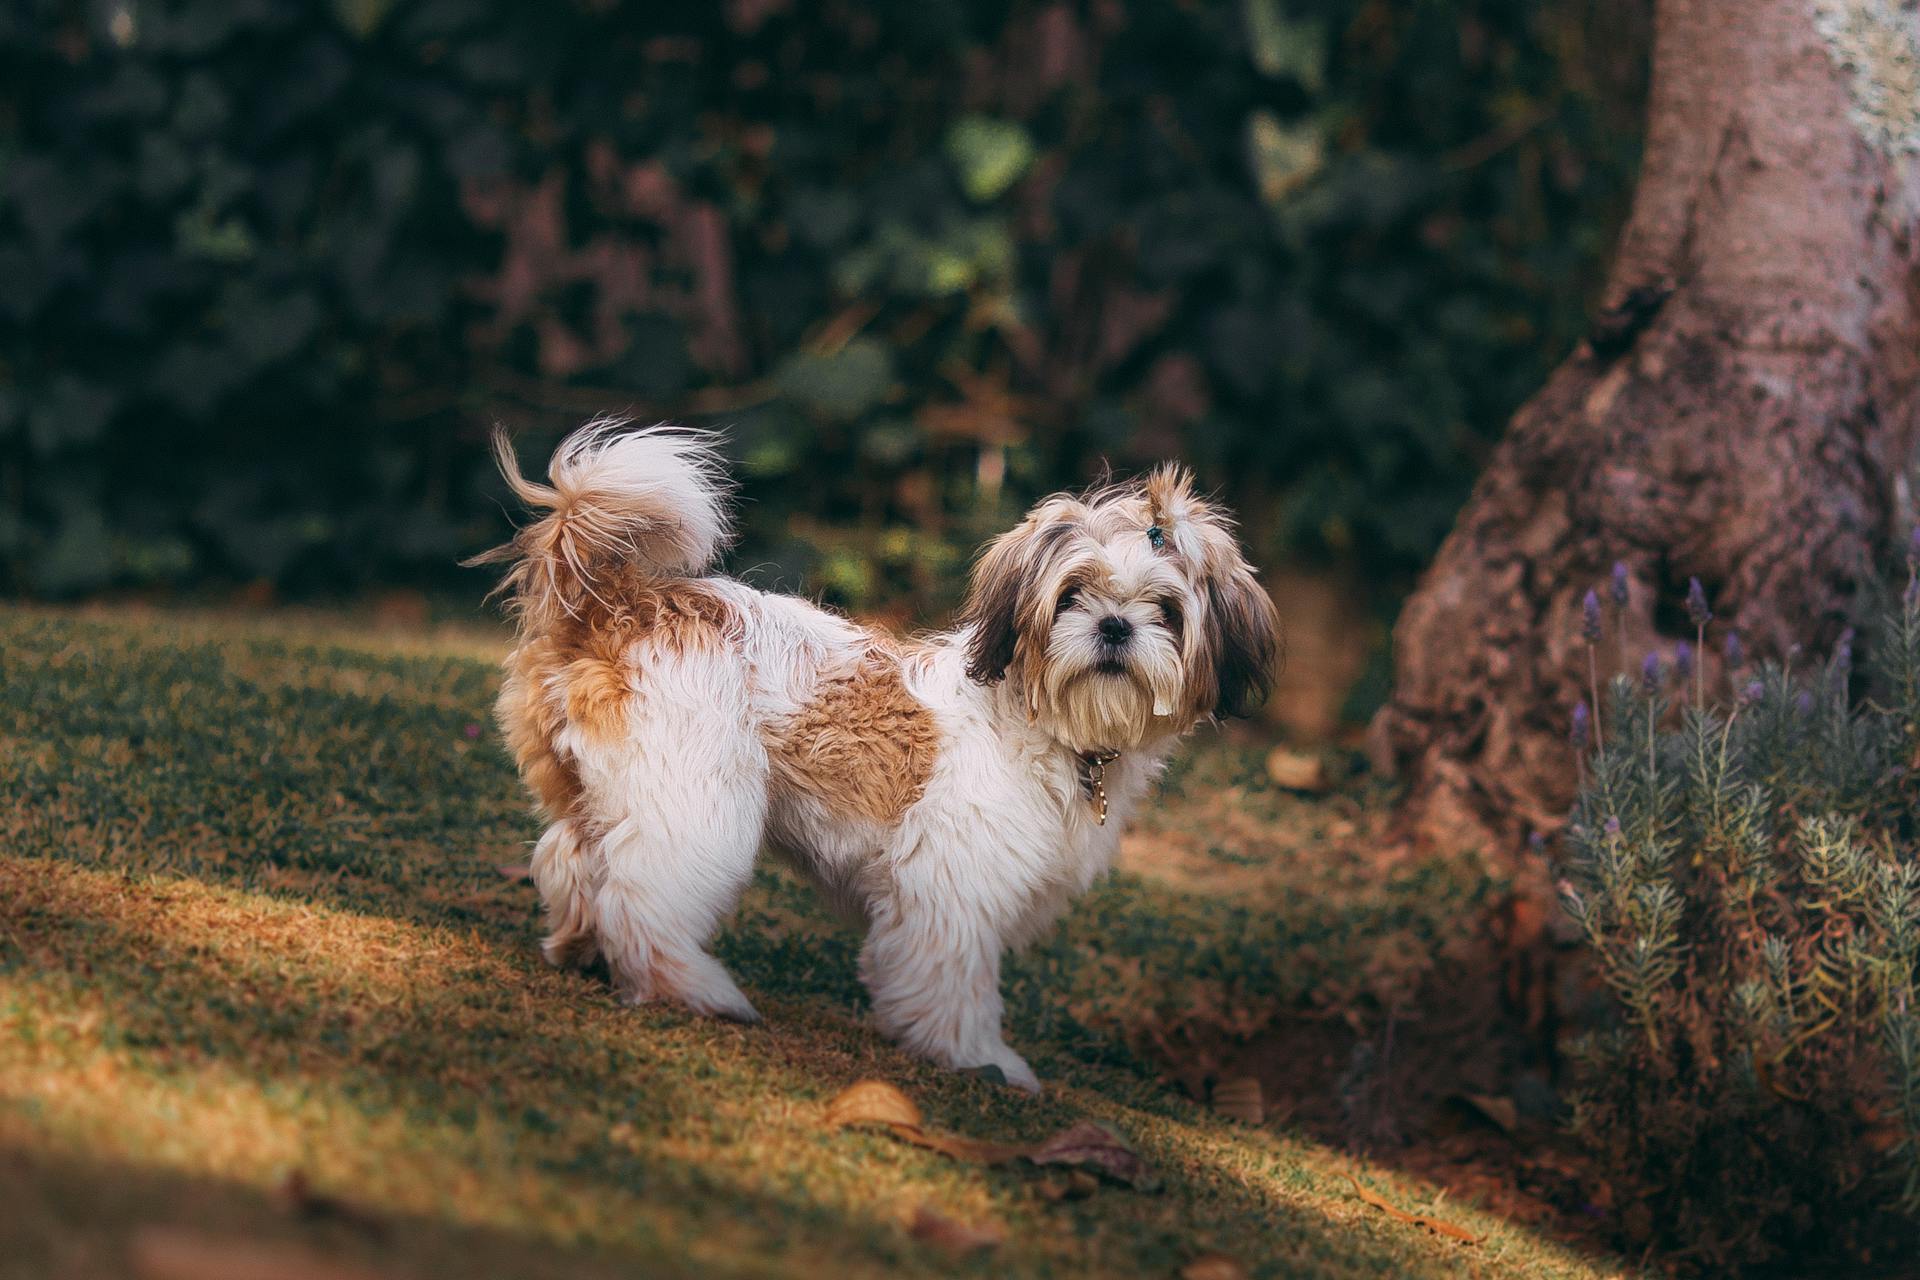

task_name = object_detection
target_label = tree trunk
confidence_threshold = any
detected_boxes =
[1371,0,1920,853]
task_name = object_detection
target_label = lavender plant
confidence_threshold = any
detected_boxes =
[1560,565,1920,1269]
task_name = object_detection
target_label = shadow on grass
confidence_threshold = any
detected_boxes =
[0,857,1614,1279]
[1,1139,684,1280]
[0,860,1012,1277]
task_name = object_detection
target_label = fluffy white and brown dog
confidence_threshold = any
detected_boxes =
[477,420,1277,1093]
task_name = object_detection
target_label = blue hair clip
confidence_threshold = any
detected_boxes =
[1147,525,1165,549]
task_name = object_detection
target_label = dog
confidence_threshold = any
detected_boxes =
[476,420,1277,1092]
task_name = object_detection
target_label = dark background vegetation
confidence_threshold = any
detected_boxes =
[1,0,1645,628]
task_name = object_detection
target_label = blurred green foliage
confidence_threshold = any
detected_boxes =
[0,0,1644,606]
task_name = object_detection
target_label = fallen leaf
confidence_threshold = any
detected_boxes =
[825,1079,1025,1162]
[1211,1076,1264,1125]
[1343,1173,1483,1244]
[1028,1121,1159,1191]
[495,862,531,881]
[826,1079,924,1130]
[129,1228,384,1280]
[908,1204,1005,1255]
[824,1080,1158,1189]
[1265,747,1329,792]
[1181,1253,1251,1280]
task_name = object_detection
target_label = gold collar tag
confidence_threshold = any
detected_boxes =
[1077,750,1122,825]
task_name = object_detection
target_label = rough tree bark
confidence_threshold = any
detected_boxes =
[1371,0,1920,854]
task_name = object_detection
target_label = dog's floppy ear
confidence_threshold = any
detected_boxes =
[959,514,1080,685]
[958,526,1028,684]
[1206,565,1280,719]
[1148,469,1280,719]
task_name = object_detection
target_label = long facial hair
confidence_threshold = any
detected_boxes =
[959,468,1280,754]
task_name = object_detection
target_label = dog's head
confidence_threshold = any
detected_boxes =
[958,467,1280,752]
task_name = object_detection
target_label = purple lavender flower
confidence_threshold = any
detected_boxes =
[1835,627,1854,676]
[1674,640,1694,682]
[1603,816,1622,838]
[1528,831,1547,853]
[1795,690,1815,716]
[1640,651,1663,695]
[1581,589,1603,644]
[1610,561,1630,608]
[1685,577,1713,629]
[1909,524,1920,562]
[1723,630,1744,670]
[1571,700,1591,750]
[1744,679,1766,705]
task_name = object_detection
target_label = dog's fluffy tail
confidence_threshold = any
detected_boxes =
[472,418,732,623]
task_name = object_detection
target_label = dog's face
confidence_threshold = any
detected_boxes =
[958,466,1279,753]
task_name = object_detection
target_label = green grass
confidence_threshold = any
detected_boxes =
[0,607,1624,1279]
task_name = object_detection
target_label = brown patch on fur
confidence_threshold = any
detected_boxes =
[764,656,938,824]
[564,635,633,741]
[580,567,741,653]
[497,575,742,807]
[498,634,583,820]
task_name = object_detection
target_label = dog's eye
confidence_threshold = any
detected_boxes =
[1147,525,1166,550]
[1055,586,1081,615]
[1158,598,1183,629]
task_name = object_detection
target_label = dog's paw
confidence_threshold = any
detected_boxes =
[673,959,762,1025]
[692,991,763,1025]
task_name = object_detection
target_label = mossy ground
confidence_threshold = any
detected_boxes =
[0,607,1627,1279]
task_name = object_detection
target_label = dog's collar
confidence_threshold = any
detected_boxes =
[1076,749,1122,826]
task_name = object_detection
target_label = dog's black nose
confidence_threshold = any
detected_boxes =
[1098,615,1134,645]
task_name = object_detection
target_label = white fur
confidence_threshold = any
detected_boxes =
[543,582,1172,1091]
[490,423,1271,1094]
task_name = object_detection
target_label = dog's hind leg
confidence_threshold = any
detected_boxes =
[576,649,767,1024]
[530,819,601,969]
[859,897,1040,1093]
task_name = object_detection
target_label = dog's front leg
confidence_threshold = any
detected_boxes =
[857,900,1040,1094]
